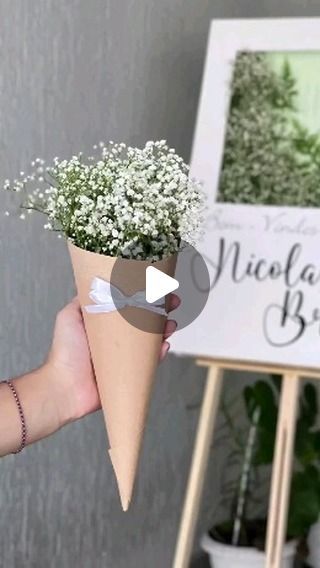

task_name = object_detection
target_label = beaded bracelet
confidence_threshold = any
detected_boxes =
[3,379,27,453]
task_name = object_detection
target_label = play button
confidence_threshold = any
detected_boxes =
[109,240,210,333]
[146,267,179,304]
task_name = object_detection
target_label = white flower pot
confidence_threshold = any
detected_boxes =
[201,533,296,568]
[308,521,320,567]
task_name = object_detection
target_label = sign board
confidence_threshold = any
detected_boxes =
[171,19,320,369]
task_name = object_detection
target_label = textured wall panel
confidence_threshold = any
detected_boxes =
[1,1,319,567]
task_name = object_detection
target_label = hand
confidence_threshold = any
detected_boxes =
[46,295,180,427]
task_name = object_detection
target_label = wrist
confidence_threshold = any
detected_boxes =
[43,361,77,429]
[0,365,69,453]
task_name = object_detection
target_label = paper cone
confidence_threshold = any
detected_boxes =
[68,242,177,510]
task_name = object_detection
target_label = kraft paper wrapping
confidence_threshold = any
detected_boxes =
[68,242,177,511]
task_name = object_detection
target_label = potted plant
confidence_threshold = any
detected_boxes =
[201,376,320,567]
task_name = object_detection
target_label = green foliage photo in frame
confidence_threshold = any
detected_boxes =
[219,51,320,207]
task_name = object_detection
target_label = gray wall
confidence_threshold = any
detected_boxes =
[0,2,319,568]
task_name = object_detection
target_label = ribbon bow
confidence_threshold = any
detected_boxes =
[85,277,167,316]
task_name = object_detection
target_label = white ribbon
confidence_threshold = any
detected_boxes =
[85,277,167,316]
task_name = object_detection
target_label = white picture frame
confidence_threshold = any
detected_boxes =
[171,18,320,370]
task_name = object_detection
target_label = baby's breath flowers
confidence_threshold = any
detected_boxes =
[3,141,203,260]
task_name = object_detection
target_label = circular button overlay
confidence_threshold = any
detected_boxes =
[110,241,210,333]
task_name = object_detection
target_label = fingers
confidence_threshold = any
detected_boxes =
[58,297,82,323]
[71,296,83,316]
[161,297,179,361]
[164,319,177,339]
[159,341,170,362]
[167,293,181,313]
[160,319,177,361]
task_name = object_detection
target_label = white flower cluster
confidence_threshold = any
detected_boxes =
[4,140,204,260]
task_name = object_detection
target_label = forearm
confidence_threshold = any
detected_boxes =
[0,365,68,457]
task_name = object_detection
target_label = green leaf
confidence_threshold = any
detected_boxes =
[295,424,318,466]
[312,430,320,455]
[288,467,320,537]
[298,383,318,430]
[251,381,277,428]
[243,381,278,466]
[254,427,275,465]
[304,383,318,418]
[270,374,281,392]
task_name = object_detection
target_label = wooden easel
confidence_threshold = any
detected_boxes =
[173,358,320,568]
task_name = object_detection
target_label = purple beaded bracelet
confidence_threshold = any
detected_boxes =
[3,379,27,453]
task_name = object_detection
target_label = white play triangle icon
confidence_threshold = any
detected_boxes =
[146,266,179,304]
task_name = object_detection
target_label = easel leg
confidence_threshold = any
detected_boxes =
[265,373,300,568]
[173,365,223,568]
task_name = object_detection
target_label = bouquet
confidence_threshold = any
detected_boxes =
[4,140,203,509]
